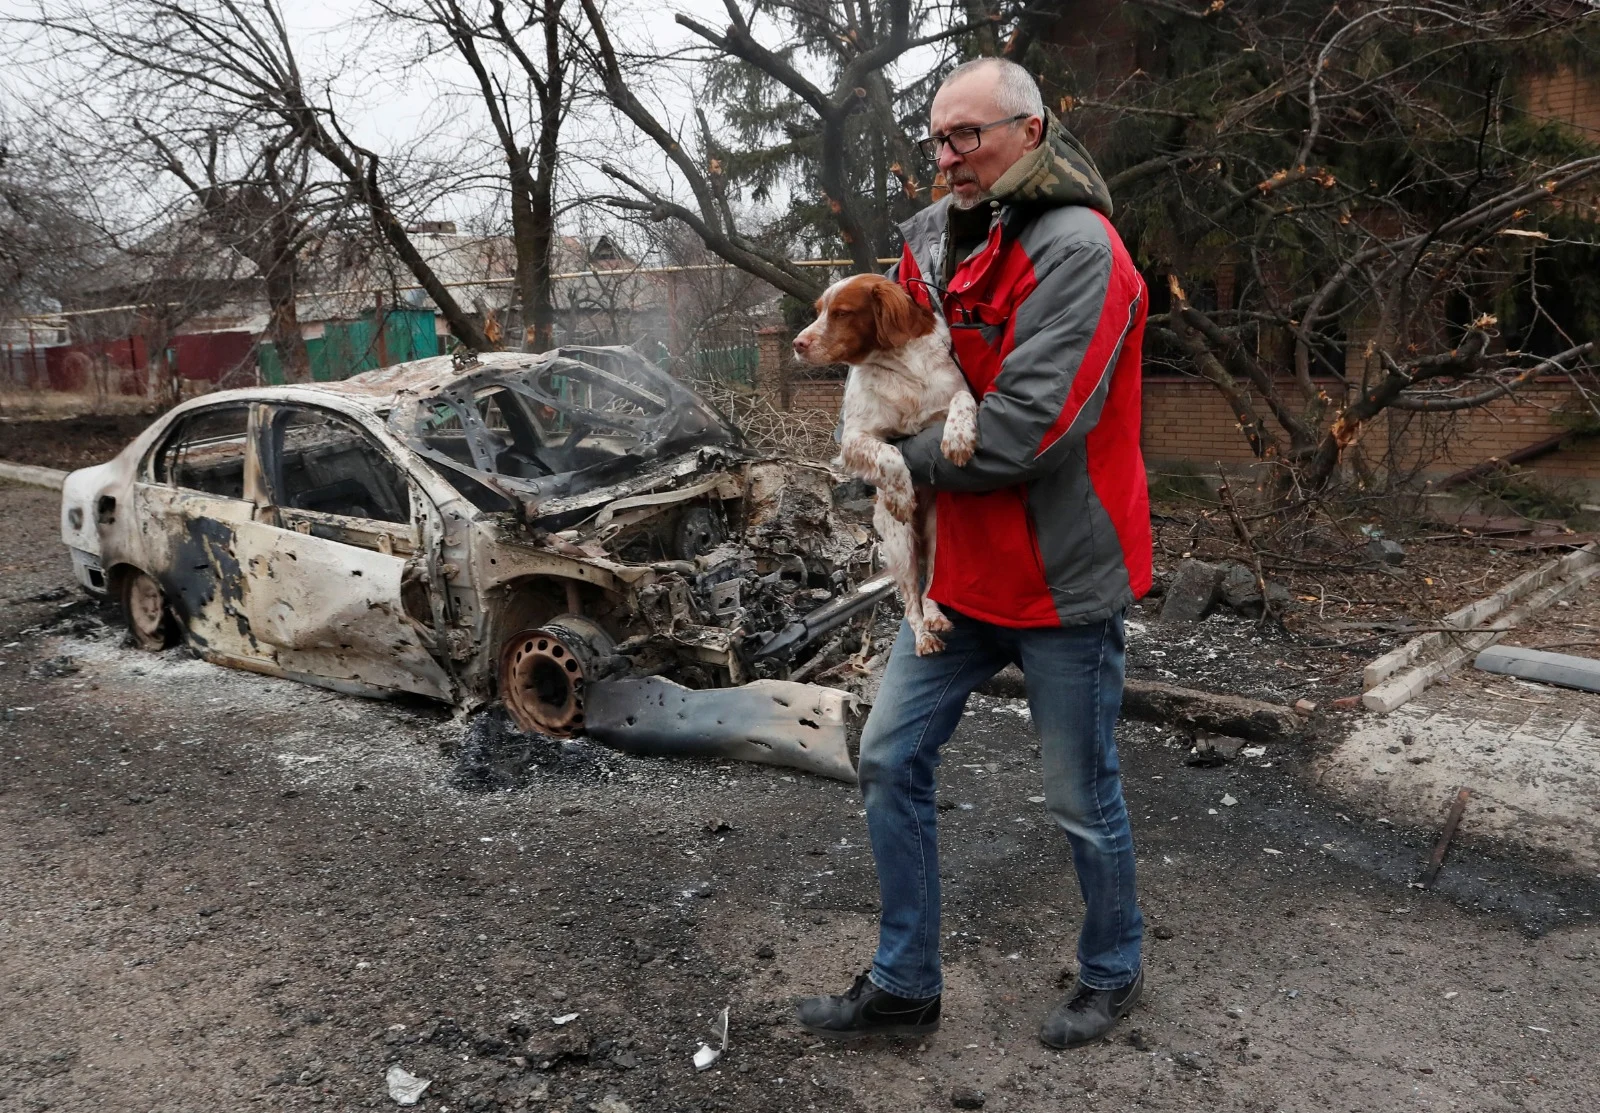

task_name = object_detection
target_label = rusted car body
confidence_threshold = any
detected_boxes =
[59,348,889,780]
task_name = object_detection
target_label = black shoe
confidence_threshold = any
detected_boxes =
[795,972,941,1041]
[1038,967,1144,1049]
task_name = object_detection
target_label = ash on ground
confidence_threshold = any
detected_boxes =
[451,707,617,791]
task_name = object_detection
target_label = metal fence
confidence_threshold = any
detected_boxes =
[685,330,759,386]
[257,308,441,384]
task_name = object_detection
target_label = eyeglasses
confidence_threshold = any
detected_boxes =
[916,114,1031,160]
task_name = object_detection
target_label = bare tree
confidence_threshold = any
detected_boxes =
[137,125,334,381]
[1060,0,1600,495]
[0,128,104,326]
[577,0,1019,302]
[18,0,497,351]
[653,222,772,359]
[369,0,576,351]
[1,117,249,403]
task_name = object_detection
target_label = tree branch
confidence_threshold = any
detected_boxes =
[596,166,820,303]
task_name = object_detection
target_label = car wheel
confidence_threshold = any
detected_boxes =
[120,570,173,651]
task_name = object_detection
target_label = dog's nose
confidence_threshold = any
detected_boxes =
[792,334,811,355]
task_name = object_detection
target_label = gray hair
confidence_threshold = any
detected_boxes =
[942,57,1045,120]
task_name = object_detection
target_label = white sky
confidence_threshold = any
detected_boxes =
[270,0,706,212]
[0,0,951,239]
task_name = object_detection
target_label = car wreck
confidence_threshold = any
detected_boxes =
[59,347,892,781]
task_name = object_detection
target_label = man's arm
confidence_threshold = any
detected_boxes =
[899,239,1139,493]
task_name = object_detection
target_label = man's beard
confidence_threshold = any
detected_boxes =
[948,170,983,209]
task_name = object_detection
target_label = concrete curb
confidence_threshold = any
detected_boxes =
[1362,544,1600,713]
[0,460,68,491]
[1363,544,1597,690]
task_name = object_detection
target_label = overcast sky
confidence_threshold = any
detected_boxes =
[281,0,732,218]
[0,0,711,221]
[0,0,950,238]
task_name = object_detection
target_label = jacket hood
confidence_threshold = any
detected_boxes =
[986,111,1113,217]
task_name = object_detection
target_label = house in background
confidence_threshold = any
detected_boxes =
[0,208,790,400]
[2,222,265,397]
[255,221,514,384]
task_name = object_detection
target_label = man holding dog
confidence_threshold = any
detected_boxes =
[796,57,1152,1049]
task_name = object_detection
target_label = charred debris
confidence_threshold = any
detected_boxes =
[384,347,890,779]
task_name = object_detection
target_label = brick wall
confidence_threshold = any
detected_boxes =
[1141,380,1261,467]
[753,325,846,414]
[1386,385,1600,482]
[754,327,789,406]
[788,375,846,413]
[1524,65,1600,142]
[1141,378,1600,486]
[753,328,1598,487]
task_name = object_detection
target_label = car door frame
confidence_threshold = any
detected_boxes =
[227,398,461,702]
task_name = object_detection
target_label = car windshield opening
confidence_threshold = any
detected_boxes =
[408,347,737,488]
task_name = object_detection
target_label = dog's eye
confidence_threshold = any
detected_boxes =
[831,308,854,317]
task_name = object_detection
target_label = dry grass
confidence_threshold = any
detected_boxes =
[692,378,840,463]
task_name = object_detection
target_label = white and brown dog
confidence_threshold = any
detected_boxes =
[792,273,978,655]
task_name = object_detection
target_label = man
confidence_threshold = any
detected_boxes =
[795,57,1151,1050]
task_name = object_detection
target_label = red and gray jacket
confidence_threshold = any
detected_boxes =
[894,118,1151,628]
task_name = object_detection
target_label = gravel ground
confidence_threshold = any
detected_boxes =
[6,476,1600,1113]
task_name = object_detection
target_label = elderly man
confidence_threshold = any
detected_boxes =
[795,57,1151,1049]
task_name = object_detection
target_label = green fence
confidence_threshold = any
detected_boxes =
[257,309,441,384]
[690,340,758,386]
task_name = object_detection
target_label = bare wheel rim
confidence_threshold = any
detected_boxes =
[500,631,585,736]
[498,618,614,737]
[124,572,167,650]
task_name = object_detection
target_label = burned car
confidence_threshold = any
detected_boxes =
[59,347,890,780]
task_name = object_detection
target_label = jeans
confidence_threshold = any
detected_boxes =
[857,608,1142,998]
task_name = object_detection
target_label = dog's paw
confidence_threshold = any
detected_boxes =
[840,440,875,479]
[880,483,916,524]
[914,630,947,656]
[940,424,976,466]
[941,395,979,466]
[923,600,953,633]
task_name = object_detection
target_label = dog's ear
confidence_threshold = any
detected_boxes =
[872,279,934,349]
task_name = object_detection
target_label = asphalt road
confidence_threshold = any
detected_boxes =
[4,478,1600,1113]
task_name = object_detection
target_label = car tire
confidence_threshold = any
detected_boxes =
[120,570,174,651]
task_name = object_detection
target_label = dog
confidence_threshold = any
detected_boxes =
[792,273,978,655]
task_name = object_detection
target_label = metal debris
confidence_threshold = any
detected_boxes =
[1419,787,1472,888]
[584,677,859,783]
[692,1006,730,1072]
